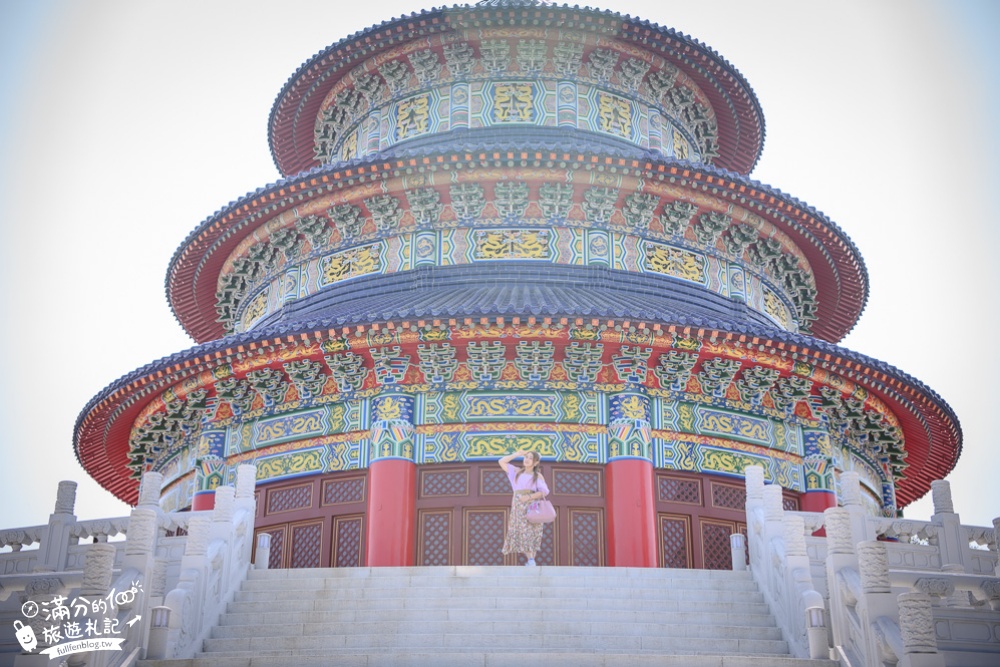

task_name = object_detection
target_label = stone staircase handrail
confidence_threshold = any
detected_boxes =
[744,465,828,660]
[0,524,46,551]
[70,516,131,542]
[748,469,1000,666]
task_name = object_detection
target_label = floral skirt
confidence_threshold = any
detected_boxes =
[502,491,544,555]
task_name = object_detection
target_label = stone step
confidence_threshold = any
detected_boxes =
[226,594,773,615]
[233,585,765,604]
[245,565,754,581]
[218,607,779,627]
[199,632,790,655]
[239,573,760,592]
[210,619,783,641]
[141,652,838,667]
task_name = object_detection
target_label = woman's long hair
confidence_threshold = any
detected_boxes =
[516,451,542,487]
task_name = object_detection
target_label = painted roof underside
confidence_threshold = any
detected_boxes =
[267,2,765,177]
[75,311,960,508]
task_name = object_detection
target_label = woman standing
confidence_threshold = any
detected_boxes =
[499,449,550,566]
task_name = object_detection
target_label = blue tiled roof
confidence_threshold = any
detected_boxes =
[255,263,778,331]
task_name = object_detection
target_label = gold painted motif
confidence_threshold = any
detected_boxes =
[645,243,705,282]
[563,394,581,421]
[618,396,647,420]
[341,131,358,160]
[256,449,325,479]
[598,91,631,137]
[466,395,558,418]
[493,83,534,122]
[256,411,325,444]
[467,434,556,457]
[441,394,462,422]
[673,129,689,159]
[699,411,770,445]
[242,290,269,329]
[474,229,550,260]
[763,288,790,328]
[377,396,404,420]
[321,245,381,286]
[701,448,761,475]
[677,403,696,432]
[396,94,430,139]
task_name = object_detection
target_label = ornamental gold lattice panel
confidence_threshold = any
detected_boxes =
[658,476,701,505]
[466,510,506,566]
[333,516,363,567]
[553,469,601,496]
[265,526,285,570]
[701,520,734,571]
[323,477,365,505]
[267,484,313,514]
[659,515,691,569]
[782,495,800,511]
[711,482,746,510]
[289,521,323,569]
[421,470,468,497]
[419,511,451,566]
[481,469,510,495]
[570,510,602,567]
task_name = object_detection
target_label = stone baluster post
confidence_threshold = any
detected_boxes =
[824,507,857,651]
[897,592,945,666]
[14,577,66,666]
[858,541,904,667]
[161,515,211,659]
[930,480,966,572]
[745,465,765,513]
[122,505,158,662]
[730,533,747,571]
[66,543,117,667]
[785,514,827,658]
[35,481,78,573]
[838,471,870,545]
[994,517,1000,577]
[744,466,765,570]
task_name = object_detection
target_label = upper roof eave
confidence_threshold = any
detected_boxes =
[266,2,766,177]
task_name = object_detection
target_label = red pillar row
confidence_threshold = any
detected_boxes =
[605,458,658,567]
[365,458,417,566]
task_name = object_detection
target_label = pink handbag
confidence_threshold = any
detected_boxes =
[526,499,556,524]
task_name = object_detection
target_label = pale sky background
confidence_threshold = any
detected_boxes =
[1,1,997,531]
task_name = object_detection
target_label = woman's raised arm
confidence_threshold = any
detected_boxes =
[498,450,525,472]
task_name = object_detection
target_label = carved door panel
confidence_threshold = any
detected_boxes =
[417,510,453,566]
[254,519,324,569]
[464,509,508,566]
[331,515,364,567]
[658,513,693,569]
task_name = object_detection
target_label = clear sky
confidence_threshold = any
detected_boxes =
[1,0,997,530]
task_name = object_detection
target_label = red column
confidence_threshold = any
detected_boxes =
[800,490,837,513]
[191,492,215,511]
[605,458,657,567]
[365,458,417,566]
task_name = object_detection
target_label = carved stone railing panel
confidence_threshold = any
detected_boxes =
[0,525,45,551]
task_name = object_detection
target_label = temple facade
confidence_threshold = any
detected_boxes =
[75,0,960,570]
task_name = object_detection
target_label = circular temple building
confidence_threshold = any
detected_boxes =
[75,0,961,569]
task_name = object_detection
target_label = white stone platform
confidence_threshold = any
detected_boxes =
[138,565,837,667]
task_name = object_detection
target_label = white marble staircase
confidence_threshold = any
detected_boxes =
[139,566,837,667]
